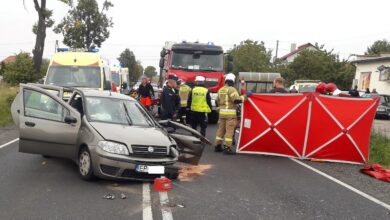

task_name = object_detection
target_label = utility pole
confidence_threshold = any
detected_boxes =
[274,40,279,64]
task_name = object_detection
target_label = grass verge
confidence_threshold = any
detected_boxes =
[0,83,18,127]
[369,131,390,168]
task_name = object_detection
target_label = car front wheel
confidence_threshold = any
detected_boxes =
[78,147,95,181]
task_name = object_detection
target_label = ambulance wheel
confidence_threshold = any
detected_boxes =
[208,111,219,124]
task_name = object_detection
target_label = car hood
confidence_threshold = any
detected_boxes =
[90,122,173,147]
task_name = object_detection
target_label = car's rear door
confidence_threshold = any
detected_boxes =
[15,84,81,158]
[160,120,212,165]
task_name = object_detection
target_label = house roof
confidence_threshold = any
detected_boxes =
[1,55,16,64]
[280,43,316,60]
[351,54,390,64]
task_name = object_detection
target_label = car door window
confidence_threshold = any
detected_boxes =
[24,89,69,122]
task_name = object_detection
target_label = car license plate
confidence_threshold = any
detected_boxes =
[377,108,385,112]
[135,165,165,174]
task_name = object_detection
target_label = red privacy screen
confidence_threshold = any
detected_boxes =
[237,93,379,164]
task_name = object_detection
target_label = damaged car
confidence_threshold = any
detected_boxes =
[11,84,210,181]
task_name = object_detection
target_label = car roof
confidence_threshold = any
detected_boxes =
[78,89,136,101]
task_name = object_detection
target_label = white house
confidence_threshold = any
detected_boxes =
[351,54,390,94]
[280,43,319,63]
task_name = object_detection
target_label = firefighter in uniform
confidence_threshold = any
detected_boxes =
[215,73,253,154]
[187,76,212,136]
[178,81,192,124]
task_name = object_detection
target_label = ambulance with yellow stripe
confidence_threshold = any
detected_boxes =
[44,48,112,99]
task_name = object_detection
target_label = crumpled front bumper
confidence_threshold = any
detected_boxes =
[91,146,179,181]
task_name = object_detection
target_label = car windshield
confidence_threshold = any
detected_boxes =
[170,51,223,71]
[45,66,101,88]
[298,84,317,92]
[85,97,154,127]
[112,73,120,86]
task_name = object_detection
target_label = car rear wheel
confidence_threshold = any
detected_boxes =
[78,148,95,181]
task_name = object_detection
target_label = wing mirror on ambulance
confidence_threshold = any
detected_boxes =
[104,80,112,90]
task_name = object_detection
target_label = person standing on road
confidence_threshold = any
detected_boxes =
[289,86,298,93]
[269,77,288,93]
[138,76,155,111]
[187,76,212,136]
[214,73,252,155]
[178,80,192,124]
[349,85,360,97]
[160,75,179,120]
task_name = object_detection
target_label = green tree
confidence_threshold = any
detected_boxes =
[135,61,144,81]
[144,66,157,78]
[24,0,70,76]
[285,50,355,90]
[0,62,6,76]
[230,39,273,74]
[54,0,113,48]
[118,49,143,84]
[366,39,390,55]
[3,53,37,85]
[40,58,50,76]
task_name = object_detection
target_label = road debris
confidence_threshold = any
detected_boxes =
[177,204,185,208]
[178,164,212,182]
[154,176,172,192]
[103,194,115,200]
[41,161,46,165]
[120,193,126,199]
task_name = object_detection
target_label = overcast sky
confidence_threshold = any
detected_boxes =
[1,0,390,69]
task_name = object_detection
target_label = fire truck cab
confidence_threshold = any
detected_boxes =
[159,41,233,123]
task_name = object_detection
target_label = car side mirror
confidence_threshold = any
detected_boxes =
[64,115,77,124]
[104,80,112,90]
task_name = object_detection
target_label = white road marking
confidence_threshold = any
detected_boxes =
[0,138,19,149]
[143,183,153,220]
[290,158,390,211]
[159,191,173,220]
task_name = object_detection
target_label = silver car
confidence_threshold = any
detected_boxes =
[11,84,210,181]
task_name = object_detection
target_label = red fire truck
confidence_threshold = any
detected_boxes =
[159,41,233,123]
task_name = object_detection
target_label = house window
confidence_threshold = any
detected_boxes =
[359,72,371,90]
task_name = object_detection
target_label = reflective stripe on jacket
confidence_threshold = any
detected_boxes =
[216,86,245,118]
[179,84,191,107]
[191,87,211,113]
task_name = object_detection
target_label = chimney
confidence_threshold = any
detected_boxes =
[290,43,297,52]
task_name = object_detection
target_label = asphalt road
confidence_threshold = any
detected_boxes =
[0,124,389,220]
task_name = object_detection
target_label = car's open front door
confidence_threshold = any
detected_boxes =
[27,83,65,99]
[14,84,81,158]
[159,120,212,165]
